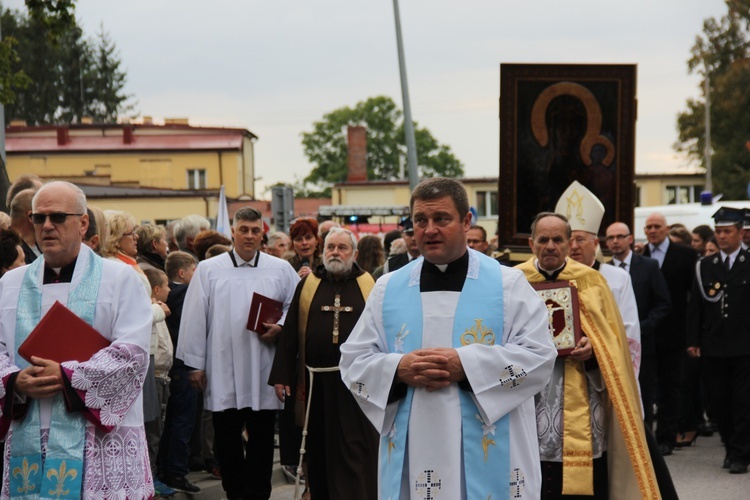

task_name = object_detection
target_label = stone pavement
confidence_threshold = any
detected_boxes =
[171,432,750,499]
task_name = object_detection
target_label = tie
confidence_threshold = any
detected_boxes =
[619,261,627,270]
[725,255,731,273]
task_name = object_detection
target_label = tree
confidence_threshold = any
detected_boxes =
[0,0,76,107]
[675,0,750,199]
[0,4,134,124]
[301,96,464,194]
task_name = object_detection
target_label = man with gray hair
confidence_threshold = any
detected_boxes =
[177,207,300,500]
[174,214,211,258]
[270,227,378,499]
[266,231,291,258]
[0,181,154,498]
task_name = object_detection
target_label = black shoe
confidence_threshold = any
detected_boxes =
[658,443,673,456]
[697,422,715,437]
[162,475,201,494]
[730,462,749,474]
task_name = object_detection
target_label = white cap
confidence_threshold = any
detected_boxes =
[554,181,604,234]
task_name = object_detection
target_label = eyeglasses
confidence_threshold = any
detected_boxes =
[29,212,84,225]
[605,234,631,242]
[122,228,139,238]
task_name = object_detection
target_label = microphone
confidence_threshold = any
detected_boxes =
[301,259,310,268]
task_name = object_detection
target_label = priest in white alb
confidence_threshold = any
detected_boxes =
[0,181,154,499]
[340,178,557,500]
[176,207,299,500]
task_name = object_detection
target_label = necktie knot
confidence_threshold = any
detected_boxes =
[619,261,627,270]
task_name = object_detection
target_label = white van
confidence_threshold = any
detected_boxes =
[633,199,750,241]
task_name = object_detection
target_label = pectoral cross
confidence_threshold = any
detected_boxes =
[321,294,353,344]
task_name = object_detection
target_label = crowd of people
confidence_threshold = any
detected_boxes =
[0,173,746,499]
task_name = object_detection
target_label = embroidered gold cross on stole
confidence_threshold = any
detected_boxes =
[321,294,353,344]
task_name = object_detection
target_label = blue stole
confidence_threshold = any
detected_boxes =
[381,252,509,499]
[10,251,103,499]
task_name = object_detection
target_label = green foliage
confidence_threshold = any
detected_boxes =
[0,34,31,105]
[0,3,133,124]
[301,96,464,187]
[25,0,76,42]
[676,0,750,199]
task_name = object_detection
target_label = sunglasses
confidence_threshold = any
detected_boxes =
[29,212,84,225]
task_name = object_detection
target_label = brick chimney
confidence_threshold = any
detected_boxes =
[56,127,70,146]
[347,126,367,182]
[123,125,134,144]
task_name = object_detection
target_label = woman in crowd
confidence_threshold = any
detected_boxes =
[286,218,322,279]
[137,223,169,271]
[705,237,719,256]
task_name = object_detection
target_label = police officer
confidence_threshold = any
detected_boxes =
[687,207,750,474]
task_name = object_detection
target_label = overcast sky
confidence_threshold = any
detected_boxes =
[7,0,728,198]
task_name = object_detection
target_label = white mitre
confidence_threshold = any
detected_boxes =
[554,180,604,234]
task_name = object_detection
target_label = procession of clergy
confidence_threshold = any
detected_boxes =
[1,175,748,500]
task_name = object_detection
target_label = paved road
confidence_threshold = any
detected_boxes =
[663,432,750,499]
[268,433,750,499]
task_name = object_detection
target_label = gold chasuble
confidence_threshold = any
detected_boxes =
[294,272,375,424]
[517,258,659,500]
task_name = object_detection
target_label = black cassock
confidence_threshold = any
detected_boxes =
[269,264,378,500]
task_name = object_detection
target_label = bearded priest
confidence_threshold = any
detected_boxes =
[269,227,378,499]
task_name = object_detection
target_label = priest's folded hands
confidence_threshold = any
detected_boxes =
[15,355,63,399]
[396,347,466,392]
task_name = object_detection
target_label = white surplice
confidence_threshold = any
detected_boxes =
[340,261,557,499]
[176,251,299,411]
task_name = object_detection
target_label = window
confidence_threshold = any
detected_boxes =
[476,191,499,217]
[665,185,704,205]
[187,169,206,189]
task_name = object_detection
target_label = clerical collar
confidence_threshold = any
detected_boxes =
[43,256,78,284]
[535,258,567,282]
[420,251,469,292]
[229,249,260,268]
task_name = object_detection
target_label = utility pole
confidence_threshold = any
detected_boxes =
[0,22,10,213]
[393,0,419,191]
[704,72,712,195]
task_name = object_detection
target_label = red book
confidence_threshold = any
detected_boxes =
[18,301,111,364]
[247,292,284,333]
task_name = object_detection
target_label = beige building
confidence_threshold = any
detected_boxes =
[634,168,706,206]
[5,119,258,222]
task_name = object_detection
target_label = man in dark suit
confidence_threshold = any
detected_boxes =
[641,212,697,456]
[382,217,420,274]
[606,222,671,432]
[688,207,750,474]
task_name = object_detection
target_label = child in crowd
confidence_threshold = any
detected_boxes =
[157,252,202,494]
[144,268,175,497]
